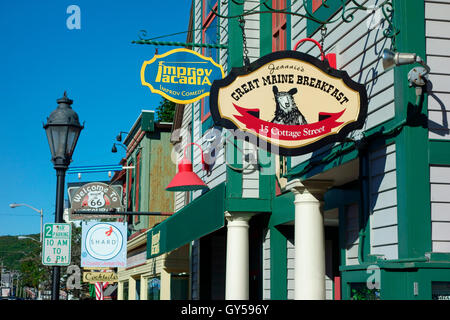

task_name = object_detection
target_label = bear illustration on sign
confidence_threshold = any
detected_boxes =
[271,85,308,125]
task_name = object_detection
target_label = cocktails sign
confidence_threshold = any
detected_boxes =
[141,48,225,104]
[210,51,368,156]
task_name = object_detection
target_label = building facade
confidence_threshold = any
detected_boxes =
[141,0,450,300]
[116,110,189,300]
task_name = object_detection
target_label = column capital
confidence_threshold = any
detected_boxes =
[286,178,333,194]
[225,211,255,224]
[286,179,333,202]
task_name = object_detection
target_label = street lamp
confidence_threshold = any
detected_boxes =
[115,131,129,142]
[9,203,43,242]
[43,91,83,301]
[18,236,40,243]
[111,142,127,153]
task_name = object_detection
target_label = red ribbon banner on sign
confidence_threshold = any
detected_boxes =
[233,104,345,141]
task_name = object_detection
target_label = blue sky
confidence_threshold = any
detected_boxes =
[0,1,191,236]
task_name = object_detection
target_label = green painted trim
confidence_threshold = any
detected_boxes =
[306,0,342,37]
[323,186,359,211]
[269,225,287,299]
[201,115,214,135]
[260,0,272,57]
[147,182,226,259]
[393,0,431,259]
[228,1,244,68]
[429,140,450,165]
[141,111,155,132]
[259,152,276,200]
[286,0,291,50]
[225,136,244,198]
[223,1,244,200]
[225,198,271,212]
[338,205,347,267]
[269,192,294,227]
[429,253,450,262]
[257,1,277,202]
[286,117,398,178]
[286,143,359,180]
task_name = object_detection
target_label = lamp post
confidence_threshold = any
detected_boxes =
[43,92,83,300]
[9,203,43,242]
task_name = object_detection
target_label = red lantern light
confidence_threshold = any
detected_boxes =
[166,143,210,192]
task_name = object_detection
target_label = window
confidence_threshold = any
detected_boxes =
[123,281,129,300]
[147,277,161,300]
[201,0,218,122]
[272,0,287,51]
[171,275,189,300]
[349,283,380,300]
[432,282,450,300]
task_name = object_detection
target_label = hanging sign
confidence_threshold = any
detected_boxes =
[210,50,368,156]
[81,222,127,268]
[83,271,118,283]
[141,48,225,104]
[68,182,123,219]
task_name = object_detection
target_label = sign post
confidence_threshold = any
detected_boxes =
[42,223,72,266]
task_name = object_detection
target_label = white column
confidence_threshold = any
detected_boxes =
[225,212,253,300]
[287,179,332,300]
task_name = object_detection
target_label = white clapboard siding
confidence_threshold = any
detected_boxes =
[240,1,261,199]
[192,0,229,201]
[262,229,271,300]
[430,165,450,253]
[369,143,398,260]
[289,0,395,170]
[287,236,295,300]
[426,1,450,140]
[244,0,260,63]
[242,140,260,198]
[346,203,360,266]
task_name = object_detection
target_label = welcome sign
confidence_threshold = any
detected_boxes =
[210,51,368,156]
[141,48,225,104]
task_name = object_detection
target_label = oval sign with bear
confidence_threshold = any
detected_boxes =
[209,50,368,156]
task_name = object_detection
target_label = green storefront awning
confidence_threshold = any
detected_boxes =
[147,182,226,258]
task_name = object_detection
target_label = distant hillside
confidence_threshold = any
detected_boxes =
[0,234,40,271]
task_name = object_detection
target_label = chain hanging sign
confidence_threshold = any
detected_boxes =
[209,50,368,156]
[141,48,225,104]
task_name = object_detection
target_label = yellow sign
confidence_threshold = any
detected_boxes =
[141,48,225,104]
[83,271,118,283]
[151,231,160,255]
